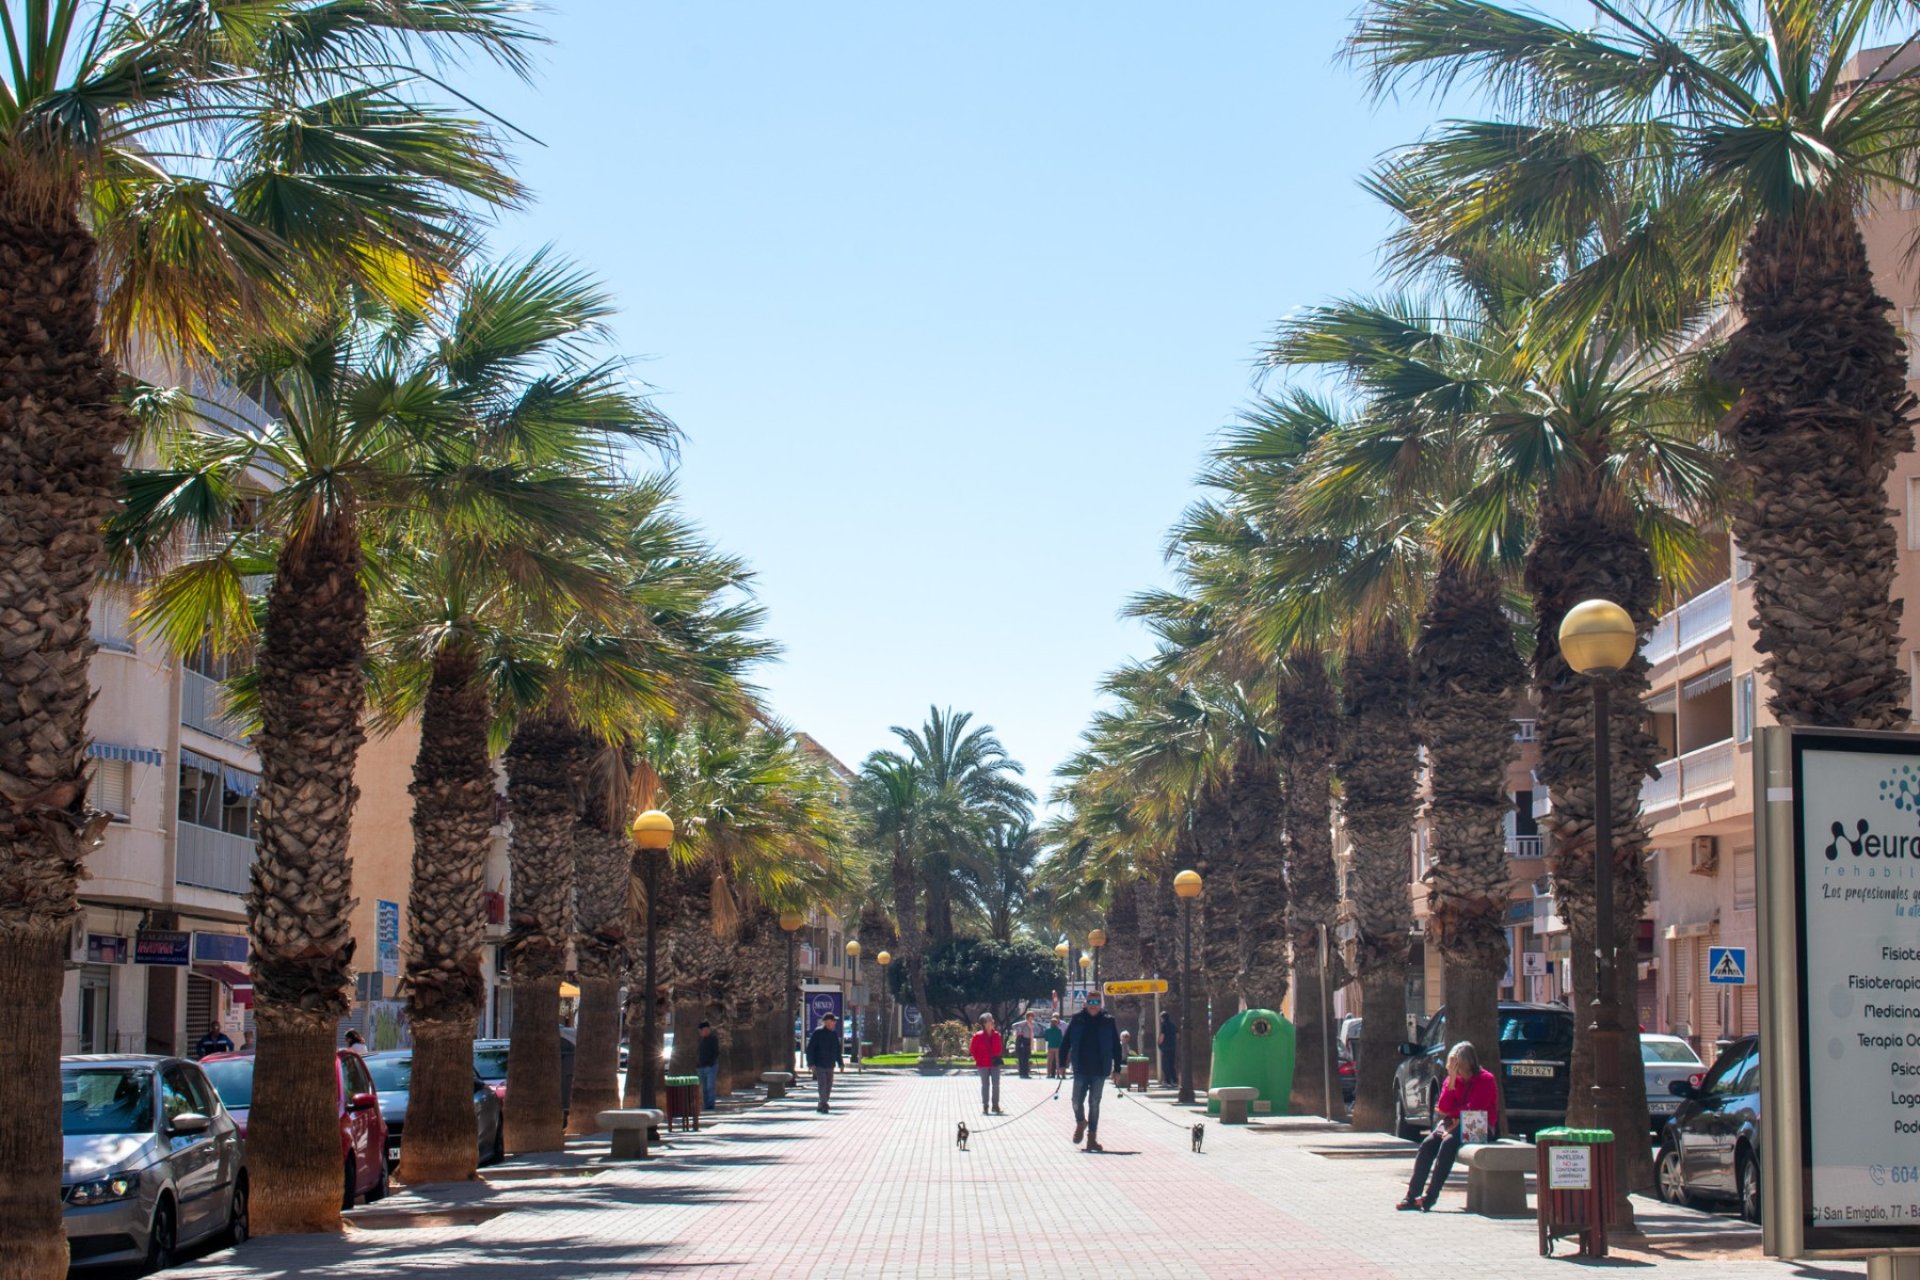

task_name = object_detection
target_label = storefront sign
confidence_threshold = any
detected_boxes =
[804,990,842,1035]
[86,934,128,965]
[134,930,190,966]
[377,900,400,979]
[192,931,248,964]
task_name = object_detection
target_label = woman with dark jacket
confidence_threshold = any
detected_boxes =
[805,1013,845,1113]
[1399,1041,1499,1211]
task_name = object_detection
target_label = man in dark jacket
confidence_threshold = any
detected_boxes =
[696,1020,721,1110]
[804,1013,844,1113]
[1063,993,1127,1151]
[1158,1009,1178,1089]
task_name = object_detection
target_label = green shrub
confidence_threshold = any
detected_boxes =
[929,1019,971,1061]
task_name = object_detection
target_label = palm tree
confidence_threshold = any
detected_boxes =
[0,3,531,1257]
[109,270,670,1231]
[970,822,1040,944]
[854,754,940,1040]
[1349,0,1920,730]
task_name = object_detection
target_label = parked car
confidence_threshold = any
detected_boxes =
[61,1054,248,1271]
[1337,1046,1356,1110]
[1392,1001,1574,1140]
[472,1035,576,1111]
[199,1049,389,1209]
[1657,1035,1762,1222]
[1641,1032,1707,1134]
[361,1051,505,1169]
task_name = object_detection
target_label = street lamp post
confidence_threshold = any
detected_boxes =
[875,950,892,1055]
[1174,870,1203,1105]
[1088,928,1106,993]
[631,809,674,1114]
[780,911,806,1070]
[1559,598,1639,1230]
[845,939,862,1068]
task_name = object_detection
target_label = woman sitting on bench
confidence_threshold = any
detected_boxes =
[1398,1040,1498,1212]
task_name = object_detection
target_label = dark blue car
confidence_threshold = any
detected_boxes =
[1656,1035,1761,1222]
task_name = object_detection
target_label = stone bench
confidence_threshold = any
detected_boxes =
[761,1072,795,1099]
[1210,1086,1259,1124]
[598,1108,666,1159]
[1462,1142,1535,1217]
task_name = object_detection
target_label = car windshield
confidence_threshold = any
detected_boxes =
[473,1047,508,1081]
[1498,1011,1574,1055]
[198,1058,253,1109]
[365,1057,412,1093]
[1642,1039,1703,1066]
[61,1068,155,1136]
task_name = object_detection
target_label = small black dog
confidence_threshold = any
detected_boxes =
[1190,1123,1205,1153]
[956,1121,970,1151]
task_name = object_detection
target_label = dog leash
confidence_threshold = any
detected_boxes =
[962,1078,1063,1135]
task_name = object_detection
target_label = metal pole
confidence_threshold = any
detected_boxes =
[1179,898,1196,1106]
[1319,923,1335,1121]
[1867,1256,1920,1280]
[786,931,797,1071]
[851,954,861,1068]
[1590,678,1631,1230]
[641,852,660,1112]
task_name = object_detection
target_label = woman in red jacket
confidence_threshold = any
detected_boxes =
[1398,1041,1499,1211]
[970,1014,1005,1116]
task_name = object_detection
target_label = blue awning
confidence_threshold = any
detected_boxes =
[88,742,163,766]
[180,748,259,799]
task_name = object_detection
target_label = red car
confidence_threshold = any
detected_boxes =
[199,1050,390,1208]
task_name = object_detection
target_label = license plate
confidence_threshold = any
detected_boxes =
[1508,1063,1555,1078]
[386,1146,401,1163]
[1650,1099,1678,1113]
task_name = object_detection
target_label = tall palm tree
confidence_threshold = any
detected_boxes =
[109,274,670,1231]
[1349,0,1920,730]
[0,3,530,1258]
[970,822,1040,944]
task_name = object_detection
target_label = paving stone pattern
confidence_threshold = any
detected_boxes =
[169,1071,1869,1280]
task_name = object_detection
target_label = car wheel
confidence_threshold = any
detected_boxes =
[145,1196,177,1275]
[226,1174,250,1247]
[366,1156,389,1203]
[1657,1144,1690,1206]
[1394,1092,1417,1141]
[1738,1149,1762,1223]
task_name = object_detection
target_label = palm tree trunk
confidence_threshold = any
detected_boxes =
[569,975,620,1130]
[1530,491,1659,1205]
[891,835,934,1050]
[0,188,124,1280]
[568,816,629,1132]
[398,646,494,1184]
[1340,630,1418,1133]
[1228,745,1289,1015]
[1279,651,1342,1118]
[1720,195,1914,730]
[249,512,368,1234]
[1414,562,1524,1134]
[502,715,590,1153]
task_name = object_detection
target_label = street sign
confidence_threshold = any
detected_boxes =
[1707,945,1747,985]
[1103,979,1168,997]
[1522,952,1548,977]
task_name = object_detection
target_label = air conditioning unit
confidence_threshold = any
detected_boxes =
[1689,835,1719,875]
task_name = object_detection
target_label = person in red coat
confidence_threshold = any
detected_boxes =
[1398,1041,1500,1211]
[970,1014,1005,1116]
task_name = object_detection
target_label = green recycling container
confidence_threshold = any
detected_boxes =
[1205,1008,1295,1117]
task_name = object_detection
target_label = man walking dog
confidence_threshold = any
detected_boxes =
[1062,992,1128,1151]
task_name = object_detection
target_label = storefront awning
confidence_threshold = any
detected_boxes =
[193,963,254,1007]
[88,741,163,766]
[1682,665,1734,700]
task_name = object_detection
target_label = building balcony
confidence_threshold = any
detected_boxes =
[182,669,245,741]
[1642,738,1737,813]
[1513,718,1537,743]
[1644,580,1733,667]
[1506,834,1543,859]
[177,822,255,895]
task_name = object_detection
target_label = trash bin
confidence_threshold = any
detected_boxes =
[663,1074,702,1132]
[1534,1127,1616,1258]
[1124,1056,1150,1092]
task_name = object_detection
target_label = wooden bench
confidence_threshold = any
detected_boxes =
[1210,1086,1259,1124]
[598,1108,665,1159]
[1462,1142,1534,1217]
[761,1071,795,1099]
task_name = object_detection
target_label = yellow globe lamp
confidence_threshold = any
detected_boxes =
[845,939,861,959]
[631,809,674,852]
[1088,928,1106,949]
[1078,954,1091,971]
[1173,869,1204,899]
[779,910,806,933]
[1558,599,1637,675]
[876,950,891,967]
[1054,941,1069,958]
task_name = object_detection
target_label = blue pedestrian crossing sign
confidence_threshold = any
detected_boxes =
[1708,946,1748,985]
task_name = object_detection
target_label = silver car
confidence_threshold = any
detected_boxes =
[62,1054,247,1270]
[1641,1033,1707,1133]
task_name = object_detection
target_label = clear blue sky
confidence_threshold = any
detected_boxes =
[466,2,1442,795]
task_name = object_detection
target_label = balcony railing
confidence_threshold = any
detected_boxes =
[1644,580,1735,667]
[176,822,254,895]
[182,670,244,741]
[1507,834,1544,859]
[1513,719,1537,743]
[1642,738,1737,813]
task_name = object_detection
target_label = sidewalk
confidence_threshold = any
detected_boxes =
[166,1071,1867,1280]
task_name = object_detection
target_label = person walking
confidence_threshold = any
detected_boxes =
[805,1013,844,1114]
[1398,1041,1498,1211]
[194,1025,234,1060]
[695,1020,721,1111]
[1063,992,1127,1151]
[1158,1009,1178,1089]
[1013,1011,1036,1079]
[1044,1016,1065,1079]
[970,1014,1005,1115]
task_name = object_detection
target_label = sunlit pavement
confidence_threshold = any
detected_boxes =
[164,1071,1863,1280]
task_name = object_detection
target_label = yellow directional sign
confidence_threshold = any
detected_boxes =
[1102,979,1168,997]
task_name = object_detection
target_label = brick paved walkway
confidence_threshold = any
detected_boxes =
[169,1070,1869,1280]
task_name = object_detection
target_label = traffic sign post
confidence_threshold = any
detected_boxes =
[1102,979,1169,998]
[1707,946,1747,985]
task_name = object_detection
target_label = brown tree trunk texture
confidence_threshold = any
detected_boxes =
[1414,563,1525,1133]
[1104,883,1144,1047]
[501,715,591,1153]
[0,191,123,1280]
[248,513,368,1235]
[1719,196,1914,731]
[1340,630,1418,1134]
[248,1007,347,1234]
[1229,744,1290,1015]
[397,646,493,1185]
[891,834,935,1049]
[568,815,629,1134]
[568,975,620,1134]
[1531,492,1659,1205]
[1195,787,1242,1016]
[1279,652,1342,1118]
[402,1021,481,1183]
